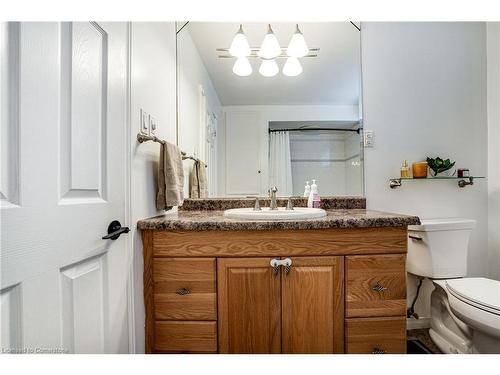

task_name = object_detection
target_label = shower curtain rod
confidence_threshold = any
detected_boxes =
[268,128,361,134]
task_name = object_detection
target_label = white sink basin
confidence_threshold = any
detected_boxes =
[224,207,327,220]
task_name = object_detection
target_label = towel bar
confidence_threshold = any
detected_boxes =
[137,133,165,145]
[136,133,197,161]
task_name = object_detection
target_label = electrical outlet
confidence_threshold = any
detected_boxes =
[363,130,374,148]
[150,116,157,136]
[140,109,149,134]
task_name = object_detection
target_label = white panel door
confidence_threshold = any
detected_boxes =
[225,111,261,195]
[0,22,131,354]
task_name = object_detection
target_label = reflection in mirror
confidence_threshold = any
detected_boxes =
[177,22,363,198]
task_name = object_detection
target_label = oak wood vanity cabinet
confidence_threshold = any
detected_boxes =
[142,227,408,354]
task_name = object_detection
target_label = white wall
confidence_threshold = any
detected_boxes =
[361,22,488,319]
[177,28,222,196]
[218,104,359,196]
[487,23,500,281]
[129,22,176,353]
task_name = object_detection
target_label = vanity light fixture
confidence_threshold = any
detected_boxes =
[229,24,251,57]
[286,24,309,57]
[257,24,282,59]
[232,56,252,76]
[218,23,318,77]
[282,57,303,76]
[259,59,279,77]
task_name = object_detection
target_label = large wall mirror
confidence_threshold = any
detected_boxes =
[177,22,363,198]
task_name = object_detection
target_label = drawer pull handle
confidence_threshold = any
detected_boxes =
[176,288,191,296]
[372,347,386,354]
[409,235,423,241]
[372,283,388,292]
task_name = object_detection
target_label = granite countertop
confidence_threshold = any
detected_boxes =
[180,196,366,211]
[137,208,420,231]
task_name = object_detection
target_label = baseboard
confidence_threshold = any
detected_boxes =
[407,317,431,330]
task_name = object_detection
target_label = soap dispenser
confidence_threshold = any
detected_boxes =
[308,179,321,208]
[303,181,311,197]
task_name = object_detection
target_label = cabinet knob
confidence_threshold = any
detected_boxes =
[372,283,388,292]
[270,258,292,276]
[372,347,386,354]
[175,288,191,295]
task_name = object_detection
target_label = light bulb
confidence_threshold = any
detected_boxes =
[258,24,282,59]
[259,59,279,77]
[286,24,309,58]
[232,57,252,76]
[229,24,251,57]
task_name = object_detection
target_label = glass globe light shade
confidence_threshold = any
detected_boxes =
[232,56,252,76]
[282,57,303,76]
[286,24,309,58]
[259,59,279,77]
[229,24,251,57]
[258,24,282,59]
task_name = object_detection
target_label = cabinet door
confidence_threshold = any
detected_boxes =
[282,256,344,353]
[217,258,281,353]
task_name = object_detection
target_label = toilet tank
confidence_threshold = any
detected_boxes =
[407,218,476,279]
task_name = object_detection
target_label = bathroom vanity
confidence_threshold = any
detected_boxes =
[138,198,419,354]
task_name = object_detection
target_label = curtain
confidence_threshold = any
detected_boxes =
[269,131,293,196]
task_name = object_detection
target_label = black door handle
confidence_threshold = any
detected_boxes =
[102,220,130,240]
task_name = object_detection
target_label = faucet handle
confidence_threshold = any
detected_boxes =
[269,186,278,194]
[253,197,262,211]
[286,197,294,210]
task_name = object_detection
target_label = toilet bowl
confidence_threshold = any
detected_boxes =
[430,278,500,353]
[407,218,500,354]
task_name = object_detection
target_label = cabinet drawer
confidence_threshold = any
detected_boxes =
[346,254,406,317]
[345,317,406,354]
[155,321,217,353]
[154,258,216,320]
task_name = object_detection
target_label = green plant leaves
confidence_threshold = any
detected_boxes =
[426,157,456,175]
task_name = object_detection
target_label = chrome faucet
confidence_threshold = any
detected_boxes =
[269,186,278,210]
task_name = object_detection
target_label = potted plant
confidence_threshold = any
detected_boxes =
[426,157,456,177]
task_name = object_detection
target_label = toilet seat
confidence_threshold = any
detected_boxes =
[446,278,500,315]
[442,278,500,340]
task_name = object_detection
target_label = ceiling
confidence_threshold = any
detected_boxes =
[184,22,361,106]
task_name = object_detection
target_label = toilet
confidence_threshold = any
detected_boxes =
[407,218,500,354]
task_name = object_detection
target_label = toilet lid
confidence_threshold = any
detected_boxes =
[446,278,500,313]
[408,218,476,232]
